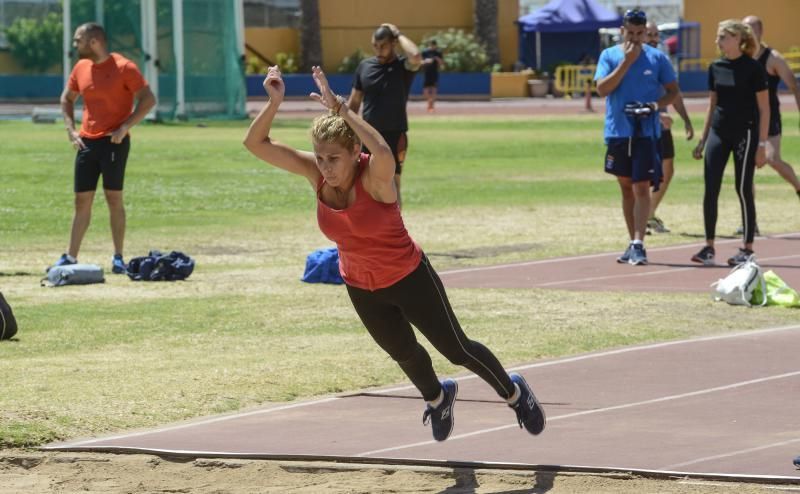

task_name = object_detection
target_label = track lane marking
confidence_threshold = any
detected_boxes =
[536,253,800,288]
[356,371,800,457]
[439,233,799,276]
[662,438,800,470]
[47,324,800,449]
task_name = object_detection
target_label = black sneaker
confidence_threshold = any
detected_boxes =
[508,373,546,435]
[628,243,648,266]
[691,246,715,266]
[422,378,458,442]
[794,455,800,468]
[616,243,633,264]
[727,248,754,267]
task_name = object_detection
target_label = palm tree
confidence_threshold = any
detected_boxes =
[473,0,500,66]
[299,0,322,71]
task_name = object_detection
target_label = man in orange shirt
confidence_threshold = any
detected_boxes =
[51,23,155,274]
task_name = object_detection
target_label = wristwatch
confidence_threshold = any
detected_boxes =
[758,141,766,148]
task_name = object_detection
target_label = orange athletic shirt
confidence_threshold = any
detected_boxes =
[317,154,422,291]
[68,53,147,138]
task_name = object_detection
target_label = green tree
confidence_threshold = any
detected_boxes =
[5,12,63,73]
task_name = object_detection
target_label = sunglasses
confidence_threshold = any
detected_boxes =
[624,9,647,25]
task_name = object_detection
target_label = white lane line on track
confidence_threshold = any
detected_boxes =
[49,324,800,449]
[45,398,340,448]
[356,371,800,457]
[661,438,800,471]
[536,253,800,288]
[369,324,800,395]
[438,233,799,276]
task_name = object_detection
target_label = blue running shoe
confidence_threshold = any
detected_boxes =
[46,253,76,273]
[111,254,127,274]
[628,243,648,266]
[794,455,800,469]
[509,373,546,435]
[616,243,633,264]
[422,378,458,441]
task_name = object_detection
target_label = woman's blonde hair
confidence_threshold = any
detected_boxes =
[717,19,757,57]
[310,113,360,150]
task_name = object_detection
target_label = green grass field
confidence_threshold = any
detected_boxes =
[1,113,799,448]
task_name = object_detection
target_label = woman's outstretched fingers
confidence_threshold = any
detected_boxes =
[310,66,338,110]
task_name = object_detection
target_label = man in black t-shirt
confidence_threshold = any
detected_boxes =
[347,23,421,208]
[421,40,445,113]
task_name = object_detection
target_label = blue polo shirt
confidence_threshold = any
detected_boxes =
[594,44,676,140]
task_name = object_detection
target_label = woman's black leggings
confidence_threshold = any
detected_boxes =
[346,254,515,402]
[703,127,758,244]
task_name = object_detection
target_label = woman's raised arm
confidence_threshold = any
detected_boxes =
[243,66,319,186]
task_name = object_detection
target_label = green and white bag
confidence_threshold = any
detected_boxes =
[710,256,766,307]
[751,270,800,308]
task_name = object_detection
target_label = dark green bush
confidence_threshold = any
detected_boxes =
[337,48,366,74]
[5,12,63,73]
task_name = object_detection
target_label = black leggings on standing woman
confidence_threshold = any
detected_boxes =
[346,254,516,402]
[703,127,758,244]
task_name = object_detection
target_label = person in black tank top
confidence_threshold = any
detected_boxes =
[743,16,800,201]
[691,19,769,267]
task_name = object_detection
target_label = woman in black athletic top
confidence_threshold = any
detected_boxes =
[691,19,769,267]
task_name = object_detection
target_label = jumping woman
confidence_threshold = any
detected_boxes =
[243,66,546,442]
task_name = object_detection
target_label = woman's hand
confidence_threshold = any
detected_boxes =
[692,140,705,160]
[309,66,344,113]
[263,65,285,105]
[755,146,767,168]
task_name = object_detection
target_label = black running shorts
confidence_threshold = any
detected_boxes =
[660,129,675,160]
[74,135,130,192]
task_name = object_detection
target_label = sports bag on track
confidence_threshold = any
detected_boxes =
[710,256,766,307]
[751,270,800,308]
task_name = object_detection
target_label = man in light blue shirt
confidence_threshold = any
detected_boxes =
[595,9,678,265]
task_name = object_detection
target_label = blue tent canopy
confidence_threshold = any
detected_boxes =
[517,0,622,71]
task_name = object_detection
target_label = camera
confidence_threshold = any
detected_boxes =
[624,101,656,118]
